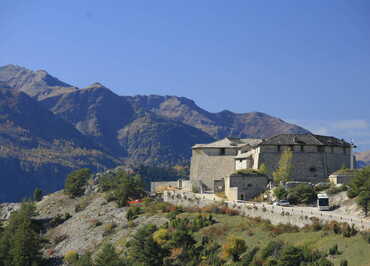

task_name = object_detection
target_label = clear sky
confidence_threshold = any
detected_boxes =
[1,1,370,151]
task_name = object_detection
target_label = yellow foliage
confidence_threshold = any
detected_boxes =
[64,250,79,265]
[152,228,170,245]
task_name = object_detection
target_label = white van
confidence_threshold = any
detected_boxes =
[317,193,330,211]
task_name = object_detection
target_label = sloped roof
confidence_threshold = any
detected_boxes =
[261,134,351,147]
[192,137,262,149]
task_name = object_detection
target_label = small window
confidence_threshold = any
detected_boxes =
[331,146,334,153]
[343,147,346,154]
[277,145,281,152]
[220,148,226,155]
[247,184,252,187]
[309,167,317,173]
[300,145,304,152]
[289,145,294,151]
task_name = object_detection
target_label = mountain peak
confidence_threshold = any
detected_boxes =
[86,82,107,89]
[0,64,76,100]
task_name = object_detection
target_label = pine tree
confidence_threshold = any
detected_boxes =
[64,168,91,198]
[10,219,43,266]
[95,243,125,266]
[0,202,43,266]
[33,188,43,202]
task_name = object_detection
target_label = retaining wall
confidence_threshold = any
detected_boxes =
[163,191,370,231]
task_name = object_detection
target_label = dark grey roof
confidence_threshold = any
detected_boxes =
[193,137,262,149]
[261,134,351,147]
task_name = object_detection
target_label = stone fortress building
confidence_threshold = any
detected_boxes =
[190,134,355,200]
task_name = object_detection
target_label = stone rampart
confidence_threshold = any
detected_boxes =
[163,191,370,231]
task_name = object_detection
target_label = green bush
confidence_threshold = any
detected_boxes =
[329,244,338,255]
[273,186,288,200]
[64,168,91,198]
[287,184,317,205]
[261,240,284,259]
[33,187,43,202]
[126,207,143,221]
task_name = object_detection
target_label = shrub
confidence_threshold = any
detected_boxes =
[261,240,284,259]
[329,244,338,255]
[273,186,288,200]
[103,223,117,236]
[340,259,348,266]
[33,187,43,202]
[287,184,317,205]
[126,206,143,221]
[64,168,91,198]
[342,223,357,238]
[221,236,247,262]
[64,250,79,265]
[327,185,347,195]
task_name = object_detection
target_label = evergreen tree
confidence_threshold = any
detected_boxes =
[33,188,43,202]
[273,150,293,184]
[64,168,91,198]
[95,244,125,266]
[0,202,43,266]
[221,236,247,262]
[127,224,168,266]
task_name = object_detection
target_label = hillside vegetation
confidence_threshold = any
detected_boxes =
[0,167,369,265]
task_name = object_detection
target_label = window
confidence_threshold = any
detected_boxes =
[343,147,346,154]
[300,145,304,152]
[318,146,324,152]
[309,166,317,173]
[277,145,281,152]
[289,145,294,151]
[220,148,226,155]
[331,146,334,153]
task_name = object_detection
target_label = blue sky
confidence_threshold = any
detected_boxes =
[1,1,370,151]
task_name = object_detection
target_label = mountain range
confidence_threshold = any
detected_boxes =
[355,151,370,168]
[0,64,309,201]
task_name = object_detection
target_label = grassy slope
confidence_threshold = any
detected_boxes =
[181,213,370,266]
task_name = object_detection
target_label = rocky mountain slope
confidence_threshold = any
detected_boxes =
[0,64,77,100]
[125,95,308,139]
[0,86,118,201]
[0,64,310,201]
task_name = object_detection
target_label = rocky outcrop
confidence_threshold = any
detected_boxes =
[0,203,20,220]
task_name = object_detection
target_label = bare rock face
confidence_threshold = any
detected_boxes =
[0,202,20,219]
[0,64,77,100]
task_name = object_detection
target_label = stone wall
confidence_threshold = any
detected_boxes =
[258,148,352,183]
[190,149,236,190]
[163,191,370,231]
[150,181,179,193]
[225,173,268,201]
